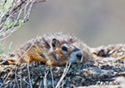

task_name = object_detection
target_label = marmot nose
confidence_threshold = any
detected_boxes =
[76,53,82,60]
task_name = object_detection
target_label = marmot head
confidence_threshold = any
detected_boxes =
[51,38,83,63]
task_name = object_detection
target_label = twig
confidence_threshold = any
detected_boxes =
[19,75,23,88]
[14,71,20,88]
[50,67,55,88]
[27,61,33,88]
[55,62,71,88]
[38,80,43,88]
[15,35,37,64]
[44,71,49,88]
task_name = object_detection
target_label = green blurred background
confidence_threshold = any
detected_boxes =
[5,0,125,49]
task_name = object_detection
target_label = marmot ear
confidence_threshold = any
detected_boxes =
[52,38,60,50]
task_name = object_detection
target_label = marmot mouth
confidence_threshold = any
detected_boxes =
[69,49,83,63]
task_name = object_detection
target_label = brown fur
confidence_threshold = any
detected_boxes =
[7,33,93,66]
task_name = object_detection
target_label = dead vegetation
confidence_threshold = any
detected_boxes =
[0,0,125,88]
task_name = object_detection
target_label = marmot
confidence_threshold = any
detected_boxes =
[3,33,93,66]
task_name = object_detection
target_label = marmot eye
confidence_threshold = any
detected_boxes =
[61,46,68,51]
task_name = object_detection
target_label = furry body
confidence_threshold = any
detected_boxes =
[7,33,92,66]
